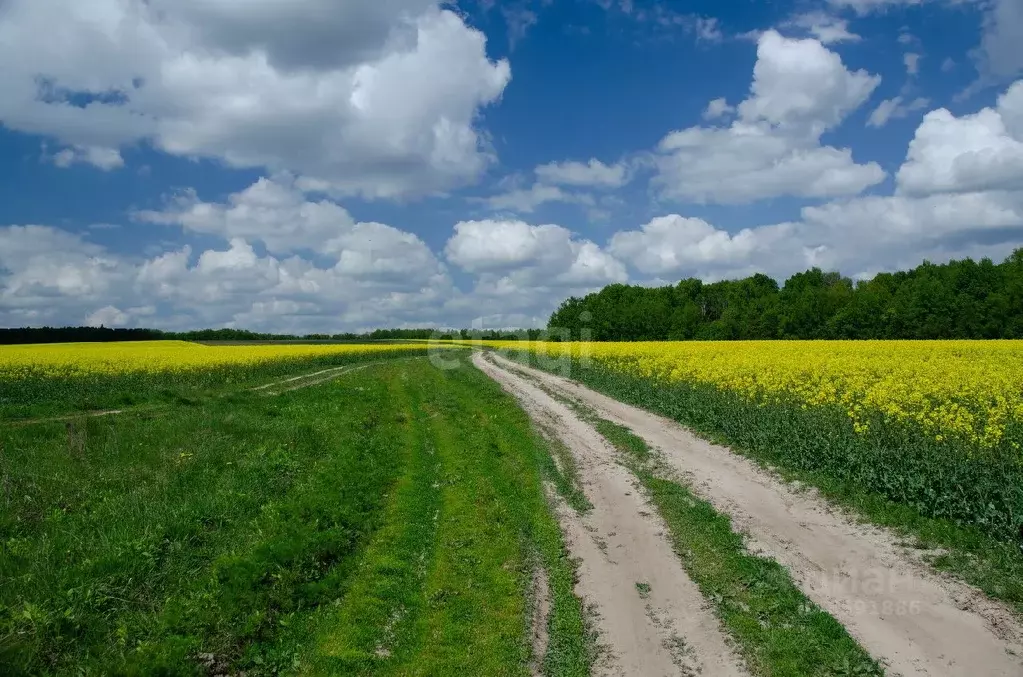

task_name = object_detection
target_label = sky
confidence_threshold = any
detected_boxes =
[1,0,1022,332]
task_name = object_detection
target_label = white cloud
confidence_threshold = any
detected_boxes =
[1,201,634,332]
[653,31,884,204]
[802,191,1023,241]
[829,0,1020,85]
[611,81,1023,283]
[694,17,723,42]
[975,0,1023,81]
[87,305,129,327]
[502,6,539,47]
[736,32,879,137]
[656,128,885,204]
[0,0,510,196]
[607,188,1023,283]
[897,80,1023,195]
[904,52,922,75]
[534,159,629,188]
[447,220,586,273]
[867,96,930,127]
[785,12,862,44]
[135,176,356,254]
[475,158,628,215]
[132,235,455,331]
[609,215,799,277]
[137,177,446,287]
[157,0,438,71]
[475,183,595,214]
[0,226,131,327]
[443,218,627,320]
[51,145,125,171]
[827,0,929,14]
[702,98,735,121]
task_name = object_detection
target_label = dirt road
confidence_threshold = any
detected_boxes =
[474,352,748,677]
[479,352,1023,677]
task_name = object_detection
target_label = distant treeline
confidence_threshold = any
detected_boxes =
[0,326,546,345]
[548,249,1023,341]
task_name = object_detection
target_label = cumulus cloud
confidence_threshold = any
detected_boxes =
[607,189,1023,284]
[609,215,800,277]
[137,177,447,288]
[609,79,1023,283]
[159,0,437,71]
[446,220,623,282]
[897,80,1023,195]
[7,9,1023,332]
[86,305,129,327]
[444,219,627,319]
[736,32,879,137]
[0,0,510,197]
[0,226,131,326]
[1,194,631,331]
[132,235,455,331]
[135,176,357,254]
[653,31,884,204]
[702,98,735,121]
[0,173,473,331]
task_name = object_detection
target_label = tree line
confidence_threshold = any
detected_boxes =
[548,249,1023,341]
[0,326,548,345]
[6,249,1021,345]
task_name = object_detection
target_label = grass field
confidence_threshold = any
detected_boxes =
[0,350,591,676]
[4,338,1022,675]
[0,341,444,420]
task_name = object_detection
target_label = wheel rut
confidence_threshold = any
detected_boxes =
[484,351,1023,677]
[474,352,748,677]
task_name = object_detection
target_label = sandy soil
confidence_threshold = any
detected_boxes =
[484,352,1023,677]
[250,365,353,390]
[529,558,552,677]
[474,353,748,677]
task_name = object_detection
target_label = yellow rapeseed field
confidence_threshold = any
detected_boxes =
[0,340,438,377]
[484,340,1023,450]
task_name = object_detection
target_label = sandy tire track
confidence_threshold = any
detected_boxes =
[250,365,353,391]
[474,353,748,677]
[486,351,1023,677]
[529,558,552,677]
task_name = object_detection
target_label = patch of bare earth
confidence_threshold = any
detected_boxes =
[474,353,748,677]
[487,351,1023,677]
[529,557,552,677]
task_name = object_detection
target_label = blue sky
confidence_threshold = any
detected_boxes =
[1,0,1021,332]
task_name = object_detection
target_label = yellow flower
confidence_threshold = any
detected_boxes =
[479,339,1023,453]
[0,340,450,377]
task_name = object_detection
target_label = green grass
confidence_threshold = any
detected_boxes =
[531,426,592,515]
[0,348,432,421]
[498,350,1023,618]
[0,356,591,675]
